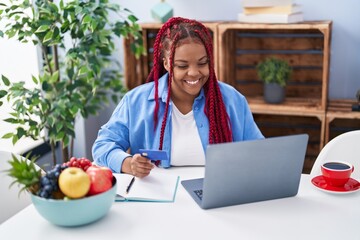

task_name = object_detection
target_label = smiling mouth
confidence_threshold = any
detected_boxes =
[185,79,200,85]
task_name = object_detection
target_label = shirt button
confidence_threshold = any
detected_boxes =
[199,123,203,128]
[194,107,199,111]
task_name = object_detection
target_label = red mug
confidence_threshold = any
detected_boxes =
[321,161,354,187]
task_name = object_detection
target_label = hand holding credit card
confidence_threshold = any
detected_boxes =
[139,149,169,161]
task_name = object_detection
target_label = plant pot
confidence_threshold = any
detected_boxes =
[264,83,285,104]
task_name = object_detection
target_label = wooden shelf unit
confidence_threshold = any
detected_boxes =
[217,21,331,173]
[217,21,332,113]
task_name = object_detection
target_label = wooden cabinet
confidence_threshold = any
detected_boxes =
[123,21,343,173]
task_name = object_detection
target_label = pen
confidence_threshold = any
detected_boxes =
[126,176,135,194]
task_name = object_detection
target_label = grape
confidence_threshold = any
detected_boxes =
[38,164,64,199]
[63,156,92,171]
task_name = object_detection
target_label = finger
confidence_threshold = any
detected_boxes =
[136,164,153,174]
[136,170,151,178]
[130,154,155,177]
[137,155,152,163]
[137,160,154,170]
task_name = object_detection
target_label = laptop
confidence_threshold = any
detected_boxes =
[181,134,309,209]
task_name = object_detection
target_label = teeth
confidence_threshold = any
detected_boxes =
[185,79,199,85]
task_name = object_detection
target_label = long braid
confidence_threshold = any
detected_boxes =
[158,32,180,150]
[147,18,186,130]
[148,17,233,150]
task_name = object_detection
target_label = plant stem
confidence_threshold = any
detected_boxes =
[52,45,60,80]
[50,141,57,166]
[62,142,69,163]
[42,46,53,75]
[70,137,74,159]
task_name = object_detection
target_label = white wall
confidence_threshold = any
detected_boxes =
[0,36,42,153]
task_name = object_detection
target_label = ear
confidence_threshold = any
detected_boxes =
[163,57,170,72]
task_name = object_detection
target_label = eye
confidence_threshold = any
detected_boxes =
[175,64,188,69]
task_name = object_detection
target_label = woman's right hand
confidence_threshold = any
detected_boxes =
[122,154,154,178]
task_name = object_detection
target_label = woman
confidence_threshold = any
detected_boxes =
[92,17,263,178]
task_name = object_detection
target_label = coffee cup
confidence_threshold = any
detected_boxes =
[321,161,354,187]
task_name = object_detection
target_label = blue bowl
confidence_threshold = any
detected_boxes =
[31,177,117,227]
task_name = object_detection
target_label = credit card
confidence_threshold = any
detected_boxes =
[139,149,169,161]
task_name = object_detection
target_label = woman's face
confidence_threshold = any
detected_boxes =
[164,41,209,101]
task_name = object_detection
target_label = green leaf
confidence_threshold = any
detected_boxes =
[47,117,54,127]
[82,15,91,24]
[0,90,7,98]
[79,66,89,75]
[90,20,98,32]
[42,81,50,91]
[35,25,50,33]
[12,134,19,145]
[4,118,19,124]
[56,131,65,141]
[49,71,59,83]
[128,14,138,23]
[31,75,38,84]
[70,105,78,115]
[16,128,26,139]
[42,31,53,43]
[55,122,63,132]
[75,6,82,15]
[2,133,13,139]
[2,75,10,86]
[63,135,70,147]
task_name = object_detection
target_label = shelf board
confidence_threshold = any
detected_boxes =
[327,99,360,120]
[248,97,325,118]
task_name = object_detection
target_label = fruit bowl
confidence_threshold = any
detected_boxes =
[30,177,117,227]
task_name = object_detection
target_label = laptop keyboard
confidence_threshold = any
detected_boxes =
[194,189,203,200]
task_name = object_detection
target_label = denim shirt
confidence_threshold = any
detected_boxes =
[92,73,264,172]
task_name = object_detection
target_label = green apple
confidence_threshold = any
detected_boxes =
[59,167,91,199]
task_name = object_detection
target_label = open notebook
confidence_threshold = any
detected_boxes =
[114,168,179,202]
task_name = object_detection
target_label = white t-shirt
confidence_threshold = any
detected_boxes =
[170,104,205,166]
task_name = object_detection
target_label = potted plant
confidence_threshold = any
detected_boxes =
[0,0,144,165]
[256,57,292,104]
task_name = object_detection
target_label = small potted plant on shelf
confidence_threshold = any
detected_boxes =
[256,57,292,104]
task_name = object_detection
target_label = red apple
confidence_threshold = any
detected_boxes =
[100,167,113,180]
[86,166,112,196]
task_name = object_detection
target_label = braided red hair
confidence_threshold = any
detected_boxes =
[147,17,233,150]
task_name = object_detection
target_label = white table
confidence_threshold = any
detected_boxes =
[1,167,359,240]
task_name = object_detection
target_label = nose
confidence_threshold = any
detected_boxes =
[187,65,200,77]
